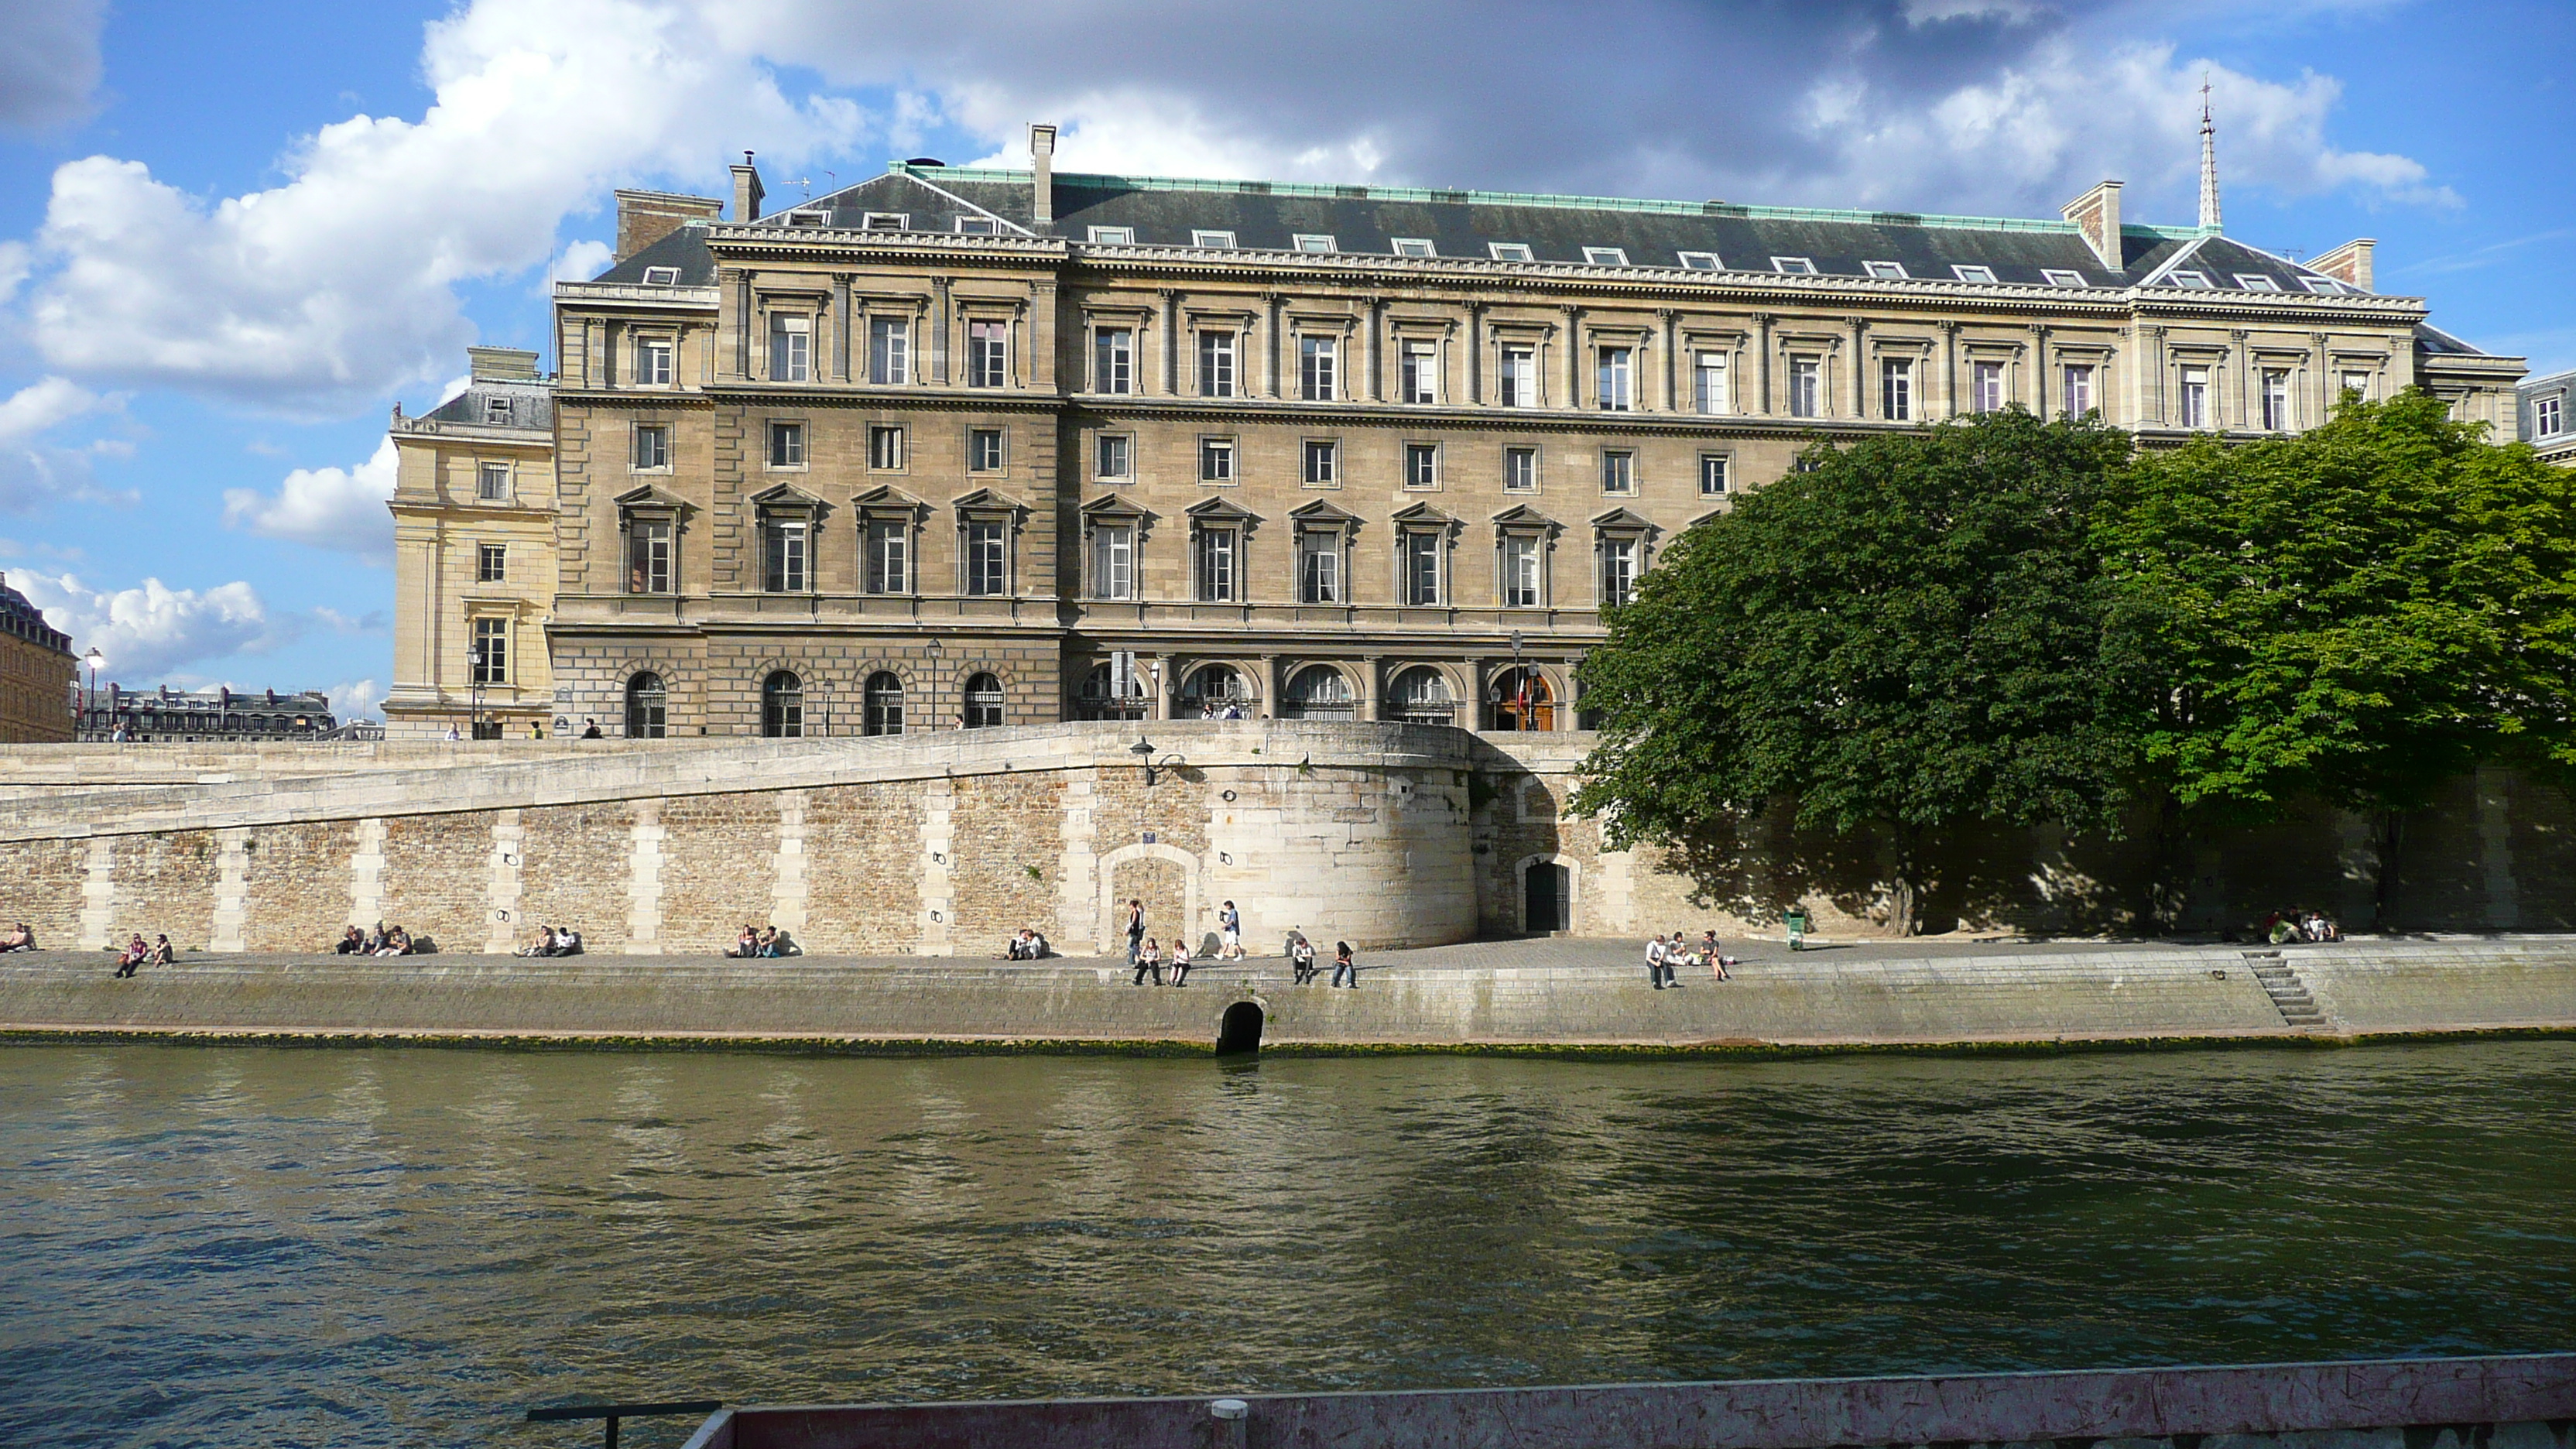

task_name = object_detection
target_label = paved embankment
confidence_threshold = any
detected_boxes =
[3,937,2571,1053]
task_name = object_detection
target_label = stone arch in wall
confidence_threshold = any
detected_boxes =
[1177,658,1262,717]
[1097,840,1204,954]
[1485,663,1568,731]
[1386,663,1469,726]
[1513,851,1580,934]
[952,662,1013,728]
[610,657,683,738]
[1279,660,1360,721]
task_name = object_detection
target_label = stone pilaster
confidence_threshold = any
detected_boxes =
[78,835,115,949]
[484,809,524,954]
[350,817,388,931]
[626,797,666,953]
[919,779,955,956]
[210,827,251,953]
[770,790,809,939]
[1059,773,1099,952]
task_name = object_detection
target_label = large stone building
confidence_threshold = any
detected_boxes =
[76,685,339,743]
[0,570,75,743]
[391,124,2526,740]
[2522,366,2576,466]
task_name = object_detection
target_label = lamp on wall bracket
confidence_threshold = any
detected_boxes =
[1130,734,1186,786]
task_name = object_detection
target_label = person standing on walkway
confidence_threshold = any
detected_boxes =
[1218,901,1244,961]
[1331,940,1358,988]
[1124,899,1145,969]
[1645,933,1670,989]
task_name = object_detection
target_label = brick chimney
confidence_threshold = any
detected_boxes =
[468,346,540,382]
[2058,180,2123,269]
[731,151,766,224]
[2311,238,2376,293]
[614,188,725,262]
[1029,123,1057,231]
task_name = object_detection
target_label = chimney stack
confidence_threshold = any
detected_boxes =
[2311,238,2376,293]
[731,151,766,224]
[1029,124,1057,231]
[2058,180,2124,269]
[614,188,726,262]
[468,346,541,382]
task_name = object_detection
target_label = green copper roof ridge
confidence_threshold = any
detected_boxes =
[886,162,2208,238]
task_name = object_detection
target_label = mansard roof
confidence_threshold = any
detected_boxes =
[724,161,2364,296]
[420,376,553,430]
[591,218,721,287]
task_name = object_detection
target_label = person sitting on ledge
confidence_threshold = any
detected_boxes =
[1289,932,1317,985]
[727,925,759,958]
[553,926,583,957]
[111,933,148,978]
[333,926,365,955]
[516,926,553,957]
[1132,937,1163,987]
[1169,937,1194,987]
[754,927,780,957]
[375,927,411,957]
[0,921,36,953]
[149,934,176,967]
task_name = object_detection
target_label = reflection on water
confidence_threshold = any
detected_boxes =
[3,1042,2573,1447]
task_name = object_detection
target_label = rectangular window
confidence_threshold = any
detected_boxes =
[967,320,1009,387]
[769,421,807,468]
[1400,339,1439,403]
[969,428,1005,472]
[1502,535,1541,607]
[2262,368,2292,430]
[2042,269,2088,287]
[632,424,669,470]
[862,213,906,231]
[1882,358,1913,421]
[1699,454,1730,496]
[1951,265,1998,283]
[1191,230,1235,248]
[1488,242,1535,262]
[638,338,673,385]
[2302,277,2347,294]
[1198,331,1236,396]
[2063,365,2095,418]
[1087,225,1136,244]
[764,519,808,592]
[476,543,505,582]
[1676,251,1722,270]
[1200,437,1235,484]
[1583,246,1629,265]
[865,519,909,594]
[626,519,671,594]
[868,317,909,385]
[1095,433,1132,481]
[471,617,509,684]
[1392,237,1437,257]
[2537,394,2564,437]
[1500,345,1536,407]
[1300,334,1338,400]
[768,313,810,381]
[1302,439,1338,486]
[1092,524,1134,600]
[1597,346,1633,411]
[1293,234,1336,253]
[1973,361,2004,414]
[2237,274,2283,292]
[1403,531,1441,606]
[642,265,681,286]
[1600,538,1638,608]
[1503,447,1538,492]
[1093,327,1134,394]
[1790,358,1822,418]
[1695,351,1730,413]
[1195,527,1237,602]
[1298,533,1341,603]
[1600,450,1636,495]
[2170,270,2213,289]
[1773,256,1817,274]
[964,520,1007,597]
[1862,260,1907,279]
[485,396,511,425]
[2341,371,2372,401]
[2180,366,2210,428]
[954,217,998,235]
[1404,443,1439,488]
[868,425,902,471]
[477,461,510,502]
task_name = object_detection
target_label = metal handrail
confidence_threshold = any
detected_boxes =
[526,1399,722,1448]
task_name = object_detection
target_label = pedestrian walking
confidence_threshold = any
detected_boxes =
[1124,898,1145,968]
[1331,940,1358,988]
[1218,901,1244,960]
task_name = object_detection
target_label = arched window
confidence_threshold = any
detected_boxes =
[1282,665,1355,721]
[862,671,905,736]
[1490,666,1553,731]
[962,672,1005,729]
[762,670,803,738]
[1388,666,1457,725]
[1177,663,1252,718]
[625,673,667,739]
[1075,662,1149,721]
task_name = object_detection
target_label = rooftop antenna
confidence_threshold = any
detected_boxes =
[2197,71,2222,234]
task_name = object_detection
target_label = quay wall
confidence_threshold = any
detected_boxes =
[2,722,2574,956]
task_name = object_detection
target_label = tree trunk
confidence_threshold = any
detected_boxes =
[2139,793,2183,937]
[2372,809,2405,933]
[1888,826,1924,937]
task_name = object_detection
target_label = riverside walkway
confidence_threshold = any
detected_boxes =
[3,936,2571,1053]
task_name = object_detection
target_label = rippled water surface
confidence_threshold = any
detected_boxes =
[3,1041,2574,1447]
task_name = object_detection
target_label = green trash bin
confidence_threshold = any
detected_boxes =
[1783,907,1810,951]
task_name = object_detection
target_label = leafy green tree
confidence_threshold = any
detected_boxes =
[2099,389,2576,923]
[1572,410,2140,935]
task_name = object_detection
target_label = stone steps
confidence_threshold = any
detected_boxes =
[2243,951,2331,1029]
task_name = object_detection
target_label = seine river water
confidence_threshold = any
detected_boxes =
[3,1040,2573,1447]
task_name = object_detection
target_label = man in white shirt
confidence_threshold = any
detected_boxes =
[1645,933,1670,990]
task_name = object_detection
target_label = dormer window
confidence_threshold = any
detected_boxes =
[2041,269,2086,287]
[1583,247,1629,265]
[1862,260,1907,279]
[1192,230,1236,248]
[1488,242,1534,262]
[1951,264,1998,283]
[954,216,999,235]
[787,211,831,228]
[1293,234,1337,253]
[2301,276,2347,294]
[862,212,907,231]
[1392,237,1437,257]
[1087,225,1136,244]
[641,265,680,286]
[1677,252,1721,270]
[2170,270,2213,288]
[2236,274,2281,291]
[1772,256,1817,274]
[483,396,511,425]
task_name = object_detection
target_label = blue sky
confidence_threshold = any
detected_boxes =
[0,0,2566,719]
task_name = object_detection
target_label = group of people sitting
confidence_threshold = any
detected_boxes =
[1004,929,1053,959]
[0,922,36,953]
[1645,930,1737,989]
[516,925,584,957]
[1129,937,1200,985]
[111,933,174,976]
[1285,932,1358,988]
[724,925,796,958]
[333,924,416,957]
[2265,909,2344,944]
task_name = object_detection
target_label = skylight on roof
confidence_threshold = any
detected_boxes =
[1583,246,1629,265]
[1293,233,1337,253]
[1088,225,1136,244]
[2300,276,2347,294]
[1772,256,1816,274]
[1488,242,1534,262]
[641,266,680,286]
[1951,264,1997,283]
[1677,251,1722,270]
[862,212,907,231]
[788,211,831,227]
[1192,230,1236,248]
[2236,274,2281,291]
[1392,237,1437,257]
[1862,260,1907,279]
[2040,269,2087,287]
[955,217,999,235]
[2169,270,2212,288]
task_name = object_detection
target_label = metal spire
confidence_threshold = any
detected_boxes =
[2197,73,2222,233]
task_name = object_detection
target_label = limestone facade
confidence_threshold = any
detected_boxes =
[0,570,74,743]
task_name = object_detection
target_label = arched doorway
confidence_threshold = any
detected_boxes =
[1216,1000,1263,1056]
[1388,666,1458,725]
[862,671,905,735]
[762,670,803,737]
[1076,662,1149,721]
[1523,859,1571,933]
[961,672,1005,728]
[1491,666,1554,731]
[1281,664,1355,721]
[624,672,666,739]
[1178,663,1252,718]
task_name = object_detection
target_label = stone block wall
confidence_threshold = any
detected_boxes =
[0,837,91,948]
[242,820,363,953]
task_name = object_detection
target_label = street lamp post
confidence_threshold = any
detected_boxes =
[82,647,102,739]
[467,646,485,740]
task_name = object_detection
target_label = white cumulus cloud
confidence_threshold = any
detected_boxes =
[0,0,106,132]
[0,375,124,512]
[224,436,398,565]
[328,677,385,722]
[14,571,277,680]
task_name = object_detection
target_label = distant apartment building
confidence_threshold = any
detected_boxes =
[0,570,75,743]
[78,685,339,742]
